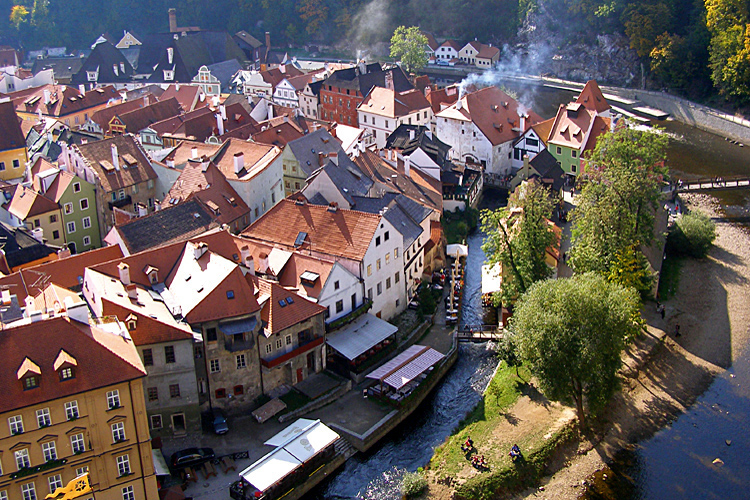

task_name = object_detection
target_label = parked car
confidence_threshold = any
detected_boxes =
[212,409,229,435]
[170,447,215,470]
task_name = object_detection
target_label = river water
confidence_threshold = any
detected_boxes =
[314,78,750,498]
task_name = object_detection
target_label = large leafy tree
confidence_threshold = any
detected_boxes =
[389,26,428,74]
[510,273,641,428]
[705,0,750,99]
[569,122,668,277]
[481,180,556,307]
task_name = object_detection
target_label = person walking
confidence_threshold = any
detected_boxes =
[675,323,681,337]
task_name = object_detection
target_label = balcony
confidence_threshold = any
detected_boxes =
[261,336,324,369]
[325,300,372,333]
[108,195,132,210]
[224,336,255,353]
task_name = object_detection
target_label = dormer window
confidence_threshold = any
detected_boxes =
[87,71,98,82]
[54,350,77,382]
[143,265,159,284]
[163,70,174,81]
[24,376,38,389]
[60,367,74,381]
[18,356,41,390]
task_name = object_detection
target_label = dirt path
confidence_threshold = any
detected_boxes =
[510,193,750,500]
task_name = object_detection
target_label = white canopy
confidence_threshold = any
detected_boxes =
[325,313,397,360]
[367,344,444,390]
[446,244,468,258]
[481,263,502,295]
[240,448,301,492]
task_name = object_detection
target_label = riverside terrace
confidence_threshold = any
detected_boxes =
[156,307,457,498]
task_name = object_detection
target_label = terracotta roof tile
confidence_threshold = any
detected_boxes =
[0,100,26,152]
[547,104,596,151]
[242,199,381,262]
[74,134,157,193]
[9,84,120,118]
[6,184,59,220]
[114,97,182,134]
[160,84,207,112]
[250,121,304,147]
[91,98,146,131]
[0,315,145,414]
[359,87,431,118]
[257,278,325,335]
[576,80,611,114]
[210,138,281,182]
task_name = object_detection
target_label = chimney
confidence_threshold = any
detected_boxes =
[520,114,526,131]
[191,146,198,159]
[522,154,530,179]
[29,310,43,323]
[118,262,131,285]
[126,283,138,300]
[167,47,174,64]
[64,297,89,324]
[168,8,177,32]
[234,152,245,174]
[258,253,269,274]
[279,64,286,74]
[111,143,120,170]
[328,152,338,165]
[408,129,415,141]
[220,104,227,120]
[265,32,271,49]
[216,113,224,136]
[404,156,411,177]
[78,84,86,94]
[240,246,255,274]
[193,241,208,260]
[385,71,394,90]
[425,129,433,140]
[327,202,338,212]
[456,99,463,110]
[358,60,366,75]
[57,247,71,260]
[43,89,51,105]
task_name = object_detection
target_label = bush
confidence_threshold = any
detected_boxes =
[401,470,427,497]
[667,210,716,258]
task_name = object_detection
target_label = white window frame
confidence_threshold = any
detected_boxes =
[122,485,135,500]
[83,235,91,246]
[150,415,162,429]
[9,415,24,434]
[73,182,81,193]
[116,454,130,477]
[265,344,272,354]
[75,466,88,477]
[64,203,73,215]
[36,408,51,428]
[107,390,120,409]
[236,354,246,369]
[21,482,36,500]
[15,449,30,470]
[71,433,85,453]
[47,475,62,494]
[111,422,125,442]
[65,401,79,420]
[41,441,57,462]
[209,359,220,373]
[80,198,89,210]
[66,221,76,234]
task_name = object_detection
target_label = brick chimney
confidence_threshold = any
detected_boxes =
[265,32,271,50]
[118,262,131,285]
[168,8,177,33]
[234,152,245,174]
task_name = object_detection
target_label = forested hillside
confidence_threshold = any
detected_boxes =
[2,0,750,105]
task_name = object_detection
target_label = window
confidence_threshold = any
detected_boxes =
[142,349,153,366]
[83,235,91,246]
[15,449,30,470]
[147,387,158,401]
[572,150,577,158]
[236,354,246,369]
[572,164,577,173]
[234,385,244,395]
[194,346,203,359]
[394,248,399,259]
[384,231,389,241]
[395,272,400,284]
[215,388,227,399]
[73,182,81,193]
[64,203,73,215]
[80,198,89,210]
[334,280,340,290]
[42,442,56,462]
[335,300,344,313]
[209,359,220,373]
[150,415,162,429]
[164,345,175,363]
[107,390,120,409]
[386,277,391,289]
[65,401,79,420]
[21,483,36,500]
[60,367,74,380]
[118,189,125,200]
[111,422,125,442]
[0,162,5,171]
[13,159,20,169]
[377,282,382,295]
[368,288,373,300]
[367,264,372,276]
[275,338,282,349]
[376,236,381,246]
[556,146,562,154]
[75,466,89,477]
[385,253,390,265]
[147,179,154,189]
[286,335,292,345]
[376,259,381,270]
[36,408,51,428]
[9,415,23,434]
[53,230,60,240]
[117,455,131,476]
[48,476,62,495]
[206,328,217,341]
[71,433,85,453]
[122,485,135,500]
[80,216,91,230]
[67,221,76,233]
[49,214,57,224]
[265,344,272,354]
[25,376,38,389]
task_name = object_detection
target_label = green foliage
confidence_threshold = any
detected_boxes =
[607,244,655,297]
[570,123,668,278]
[481,181,556,306]
[510,273,641,428]
[442,207,478,244]
[9,5,28,29]
[389,26,428,73]
[705,0,750,99]
[416,283,439,321]
[401,470,427,498]
[496,332,522,379]
[667,210,717,258]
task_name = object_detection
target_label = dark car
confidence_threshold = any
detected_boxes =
[212,409,229,435]
[170,447,215,470]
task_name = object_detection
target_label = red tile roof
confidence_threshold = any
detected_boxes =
[261,65,304,88]
[211,138,282,182]
[0,100,26,152]
[242,199,381,262]
[101,298,195,346]
[426,85,459,114]
[74,134,157,192]
[91,98,147,131]
[10,84,121,118]
[275,252,336,300]
[0,315,145,414]
[547,103,596,151]
[257,278,325,335]
[160,84,207,112]
[114,97,182,134]
[250,120,304,147]
[6,184,59,220]
[359,87,431,118]
[576,80,611,114]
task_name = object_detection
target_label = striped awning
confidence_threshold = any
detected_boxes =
[366,345,444,390]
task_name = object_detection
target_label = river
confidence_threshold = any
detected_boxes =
[315,79,750,498]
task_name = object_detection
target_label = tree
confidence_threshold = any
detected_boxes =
[569,122,668,277]
[9,5,29,29]
[298,0,328,36]
[667,210,717,257]
[705,0,750,99]
[510,273,641,428]
[481,180,556,306]
[389,26,428,74]
[607,244,655,297]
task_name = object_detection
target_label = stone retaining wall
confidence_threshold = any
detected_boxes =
[278,379,352,423]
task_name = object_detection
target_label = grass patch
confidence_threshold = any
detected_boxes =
[430,362,531,476]
[658,253,683,300]
[278,389,311,415]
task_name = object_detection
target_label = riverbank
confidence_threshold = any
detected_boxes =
[510,193,750,500]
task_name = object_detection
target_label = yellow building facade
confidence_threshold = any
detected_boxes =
[0,145,28,182]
